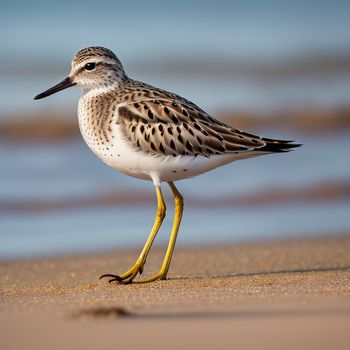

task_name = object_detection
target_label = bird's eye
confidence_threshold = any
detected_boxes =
[84,62,96,71]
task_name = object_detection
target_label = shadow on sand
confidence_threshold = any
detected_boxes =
[71,265,350,320]
[71,306,350,320]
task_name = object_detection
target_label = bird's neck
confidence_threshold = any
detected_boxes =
[81,82,119,96]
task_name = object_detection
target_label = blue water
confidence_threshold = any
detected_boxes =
[1,136,349,202]
[1,203,350,260]
[1,0,350,113]
[1,1,350,259]
[1,135,350,259]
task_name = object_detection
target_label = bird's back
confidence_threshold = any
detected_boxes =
[77,79,299,184]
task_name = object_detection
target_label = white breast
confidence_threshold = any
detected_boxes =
[78,92,260,186]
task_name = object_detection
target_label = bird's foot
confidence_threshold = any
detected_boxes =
[99,259,145,284]
[99,262,169,284]
[134,271,167,283]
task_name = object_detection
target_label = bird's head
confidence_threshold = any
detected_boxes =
[34,46,127,100]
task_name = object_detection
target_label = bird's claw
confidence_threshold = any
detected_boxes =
[99,260,145,284]
[99,273,124,283]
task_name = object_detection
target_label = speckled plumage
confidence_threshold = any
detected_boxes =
[68,47,300,185]
[34,47,300,283]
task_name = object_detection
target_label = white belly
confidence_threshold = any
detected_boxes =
[78,96,262,185]
[110,125,237,182]
[79,118,262,185]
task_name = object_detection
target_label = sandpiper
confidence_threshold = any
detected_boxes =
[34,46,300,283]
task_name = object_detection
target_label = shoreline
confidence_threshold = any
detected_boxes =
[1,234,350,349]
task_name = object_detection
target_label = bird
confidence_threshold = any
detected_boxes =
[34,46,300,284]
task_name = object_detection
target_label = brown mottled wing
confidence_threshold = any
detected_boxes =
[118,98,275,157]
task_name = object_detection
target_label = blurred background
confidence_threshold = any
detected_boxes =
[1,0,350,259]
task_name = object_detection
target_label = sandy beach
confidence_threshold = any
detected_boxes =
[1,234,349,350]
[2,1,350,349]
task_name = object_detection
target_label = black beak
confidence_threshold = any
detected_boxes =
[34,77,76,100]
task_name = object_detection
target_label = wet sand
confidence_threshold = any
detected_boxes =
[1,235,350,349]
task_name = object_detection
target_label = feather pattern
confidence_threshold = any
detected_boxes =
[117,92,298,158]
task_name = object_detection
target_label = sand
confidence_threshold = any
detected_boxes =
[1,234,350,350]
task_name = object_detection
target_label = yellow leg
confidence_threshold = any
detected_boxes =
[136,182,184,283]
[99,186,166,284]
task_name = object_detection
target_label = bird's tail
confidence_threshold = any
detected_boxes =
[258,137,302,153]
